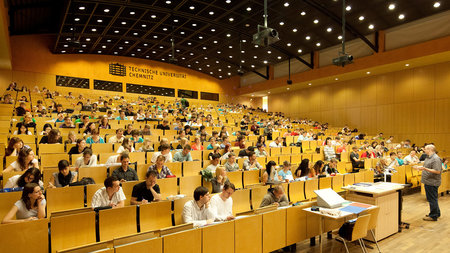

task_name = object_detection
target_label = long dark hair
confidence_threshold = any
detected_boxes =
[295,159,310,177]
[17,168,41,187]
[42,123,52,133]
[6,137,23,156]
[16,122,29,134]
[266,160,277,178]
[21,183,39,210]
[17,148,34,171]
[48,129,60,143]
[313,160,324,175]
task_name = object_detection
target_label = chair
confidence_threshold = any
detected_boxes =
[165,162,182,177]
[157,177,179,198]
[86,184,104,207]
[304,179,319,200]
[98,206,137,241]
[78,166,108,185]
[182,161,202,177]
[140,201,173,232]
[232,188,251,215]
[121,181,142,206]
[46,186,85,216]
[338,214,372,253]
[227,170,243,189]
[99,152,117,164]
[354,172,365,183]
[0,191,22,220]
[129,152,146,164]
[38,143,65,155]
[190,150,202,160]
[179,175,202,195]
[250,185,269,209]
[343,173,355,186]
[243,170,261,187]
[91,143,114,153]
[136,163,152,181]
[319,176,332,189]
[364,207,381,253]
[40,153,70,168]
[332,174,344,192]
[50,211,97,253]
[173,196,194,225]
[0,218,48,253]
[288,180,306,203]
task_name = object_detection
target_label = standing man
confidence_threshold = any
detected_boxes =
[418,144,442,221]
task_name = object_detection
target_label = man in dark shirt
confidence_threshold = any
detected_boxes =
[238,146,254,158]
[15,102,27,116]
[130,170,161,204]
[111,154,139,182]
[419,145,442,221]
[350,146,364,172]
[157,120,171,130]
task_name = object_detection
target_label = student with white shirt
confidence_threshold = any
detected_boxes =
[210,182,235,221]
[4,168,43,189]
[74,148,97,169]
[269,137,283,148]
[91,176,126,209]
[151,144,173,163]
[2,183,46,224]
[182,186,214,227]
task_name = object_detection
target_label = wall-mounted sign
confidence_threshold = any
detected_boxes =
[109,63,187,80]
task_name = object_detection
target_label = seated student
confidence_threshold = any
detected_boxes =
[39,129,62,144]
[350,146,364,171]
[224,153,239,172]
[60,116,75,128]
[205,153,221,173]
[269,137,283,148]
[64,131,77,145]
[323,139,336,162]
[208,145,221,160]
[156,120,171,130]
[262,161,281,184]
[173,144,193,162]
[116,138,135,153]
[2,183,46,224]
[108,128,125,144]
[55,113,65,123]
[105,151,128,167]
[76,115,90,129]
[74,148,97,169]
[111,153,138,182]
[83,122,96,136]
[259,185,289,208]
[182,186,214,227]
[387,152,400,168]
[115,110,128,121]
[294,159,311,181]
[130,170,161,205]
[404,150,420,165]
[255,144,268,157]
[396,151,405,166]
[91,176,125,209]
[220,144,232,160]
[278,161,294,182]
[211,166,230,193]
[123,124,133,136]
[68,139,87,155]
[312,160,325,176]
[206,138,217,150]
[40,123,52,136]
[323,158,339,175]
[157,138,171,151]
[147,155,173,179]
[48,160,78,188]
[13,122,32,135]
[3,148,39,174]
[242,151,262,171]
[191,136,204,151]
[360,147,376,159]
[5,168,43,189]
[210,182,235,221]
[130,130,144,143]
[5,137,24,157]
[86,129,105,144]
[20,112,36,129]
[151,144,173,163]
[139,139,154,152]
[15,102,27,116]
[375,158,393,175]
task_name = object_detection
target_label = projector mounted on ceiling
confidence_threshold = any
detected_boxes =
[253,0,279,47]
[333,0,353,67]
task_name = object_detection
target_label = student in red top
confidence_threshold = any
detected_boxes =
[191,136,204,151]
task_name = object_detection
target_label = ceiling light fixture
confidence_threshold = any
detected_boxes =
[79,6,85,10]
[398,14,405,20]
[300,11,306,16]
[388,3,395,10]
[359,16,364,21]
[368,24,374,29]
[433,2,441,8]
[314,19,319,24]
[346,5,351,11]
[104,9,109,13]
[327,27,332,32]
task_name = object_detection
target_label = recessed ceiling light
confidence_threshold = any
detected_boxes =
[298,49,302,53]
[368,24,374,29]
[228,73,231,75]
[251,65,255,68]
[213,40,218,44]
[305,36,310,40]
[308,83,312,86]
[61,50,66,53]
[229,17,234,22]
[203,47,207,50]
[226,33,231,37]
[338,35,343,40]
[86,38,91,41]
[146,56,149,58]
[405,63,410,67]
[199,36,203,39]
[206,64,210,67]
[359,16,365,21]
[151,15,156,18]
[253,55,258,59]
[133,32,138,35]
[287,43,292,46]
[229,56,233,58]
[226,0,231,3]
[82,44,86,47]
[316,42,321,47]
[300,11,306,16]
[277,56,282,59]
[388,3,395,10]
[137,49,141,51]
[211,28,215,32]
[246,7,252,11]
[227,65,231,68]
[173,19,178,22]
[189,6,195,10]
[366,71,371,74]
[268,91,271,94]
[209,11,214,15]
[192,23,197,27]
[79,6,85,10]
[346,5,351,11]
[245,23,250,27]
[264,60,268,64]
[284,2,289,7]
[434,2,441,8]
[159,45,163,48]
[254,44,259,48]
[143,43,148,46]
[287,88,290,90]
[102,45,106,48]
[114,52,118,54]
[153,35,158,38]
[326,27,332,32]
[166,1,171,4]
[251,94,254,97]
[313,19,319,24]
[124,41,129,44]
[121,21,126,25]
[398,14,405,20]
[188,64,191,67]
[292,28,298,32]
[141,24,146,27]
[163,28,168,31]
[63,44,68,47]
[119,46,123,49]
[74,18,80,21]
[130,11,135,15]
[219,76,222,78]
[153,51,157,54]
[180,31,185,35]
[98,50,102,53]
[104,9,109,13]
[267,50,271,54]
[91,28,96,32]
[78,50,83,52]
[279,21,285,25]
[66,38,71,41]
[228,45,233,48]
[114,30,119,33]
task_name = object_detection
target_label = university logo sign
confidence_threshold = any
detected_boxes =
[109,63,126,76]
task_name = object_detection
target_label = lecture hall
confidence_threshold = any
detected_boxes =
[0,0,449,252]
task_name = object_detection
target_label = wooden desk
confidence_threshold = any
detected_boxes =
[202,221,235,253]
[162,228,201,253]
[262,209,287,253]
[234,215,262,253]
[343,182,404,241]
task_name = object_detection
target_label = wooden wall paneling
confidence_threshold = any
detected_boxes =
[345,79,361,108]
[414,100,435,133]
[434,98,450,133]
[360,106,377,134]
[376,73,395,105]
[413,65,435,101]
[393,69,414,103]
[434,61,450,99]
[331,83,346,109]
[359,76,377,106]
[376,104,395,134]
[319,85,333,111]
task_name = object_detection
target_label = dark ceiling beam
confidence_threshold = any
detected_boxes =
[52,0,72,52]
[89,6,126,54]
[252,66,269,80]
[302,0,378,53]
[76,3,99,42]
[110,9,150,55]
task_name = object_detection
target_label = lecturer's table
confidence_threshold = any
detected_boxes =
[343,182,405,241]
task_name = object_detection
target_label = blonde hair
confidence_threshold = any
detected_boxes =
[215,166,226,178]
